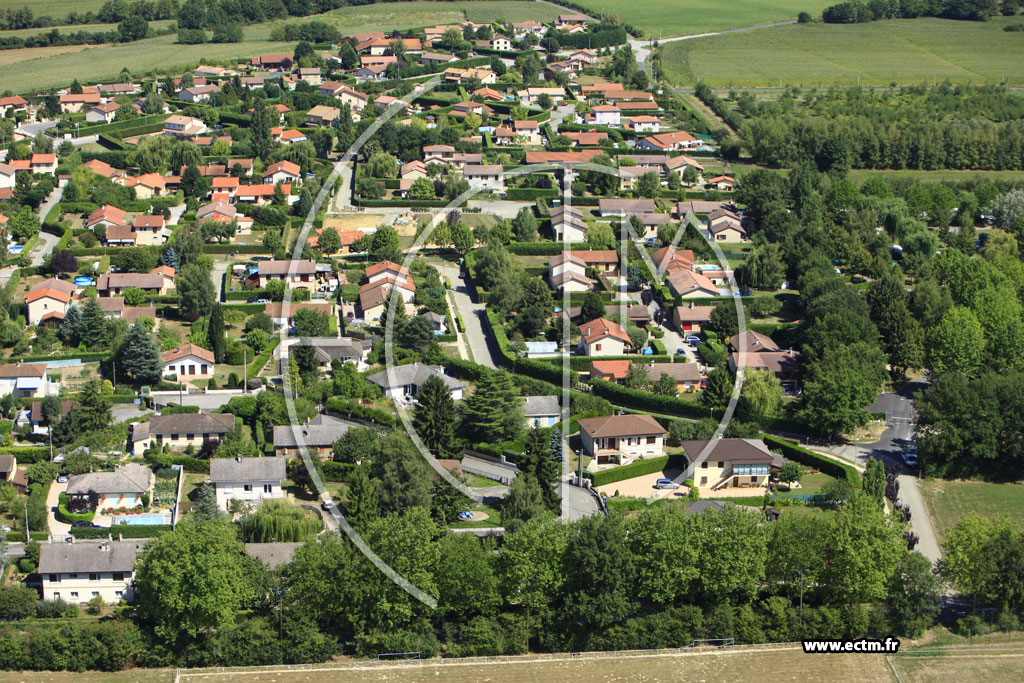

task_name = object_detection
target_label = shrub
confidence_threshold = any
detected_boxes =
[761,434,861,488]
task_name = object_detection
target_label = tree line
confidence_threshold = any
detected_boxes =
[820,0,1017,23]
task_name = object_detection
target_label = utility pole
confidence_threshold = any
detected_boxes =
[178,381,182,405]
[24,502,29,543]
[244,347,248,394]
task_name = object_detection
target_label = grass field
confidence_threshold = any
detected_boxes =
[0,1,557,92]
[918,478,1024,541]
[0,0,107,17]
[661,18,1024,87]
[565,0,833,37]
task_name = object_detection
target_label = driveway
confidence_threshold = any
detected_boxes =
[29,230,60,267]
[558,481,601,521]
[112,404,149,424]
[816,383,941,565]
[334,160,354,211]
[548,103,576,133]
[212,262,228,301]
[166,204,187,226]
[438,265,501,369]
[46,478,71,538]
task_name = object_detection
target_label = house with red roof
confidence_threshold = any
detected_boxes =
[579,317,633,356]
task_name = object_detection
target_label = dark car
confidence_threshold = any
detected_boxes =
[71,521,102,529]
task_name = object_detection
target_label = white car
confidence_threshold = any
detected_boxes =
[654,478,681,490]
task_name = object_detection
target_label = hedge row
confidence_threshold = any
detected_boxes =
[507,241,587,255]
[591,454,687,487]
[70,525,173,539]
[202,244,272,254]
[324,398,396,426]
[0,446,51,463]
[144,453,208,473]
[322,460,355,482]
[353,198,462,208]
[0,352,108,364]
[543,355,672,372]
[761,434,862,489]
[590,378,710,419]
[247,336,281,379]
[505,188,560,201]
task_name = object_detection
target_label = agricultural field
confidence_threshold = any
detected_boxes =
[565,0,834,37]
[918,478,1024,540]
[0,1,560,92]
[0,0,107,18]
[661,18,1024,88]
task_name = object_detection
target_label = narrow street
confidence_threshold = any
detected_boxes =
[438,264,501,370]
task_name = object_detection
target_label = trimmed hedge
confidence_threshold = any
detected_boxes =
[70,525,172,539]
[507,241,591,255]
[247,336,281,379]
[58,498,96,524]
[591,454,687,487]
[322,460,355,482]
[0,446,52,463]
[591,378,710,419]
[505,188,559,201]
[0,352,108,364]
[324,398,396,426]
[353,198,463,208]
[202,244,272,254]
[144,453,208,473]
[761,434,862,489]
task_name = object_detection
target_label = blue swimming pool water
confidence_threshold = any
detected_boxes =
[113,513,170,526]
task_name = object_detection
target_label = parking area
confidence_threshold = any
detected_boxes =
[595,468,689,500]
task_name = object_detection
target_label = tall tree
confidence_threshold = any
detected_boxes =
[118,325,163,385]
[460,370,524,443]
[78,298,108,348]
[411,375,458,457]
[177,262,215,318]
[800,341,886,438]
[207,302,226,363]
[249,90,273,161]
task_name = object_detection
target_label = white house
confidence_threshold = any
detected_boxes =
[547,252,592,293]
[210,456,287,512]
[40,541,140,605]
[579,318,632,357]
[0,363,57,398]
[577,414,667,465]
[161,344,215,383]
[549,205,587,242]
[65,465,153,510]
[366,363,464,403]
[463,164,505,192]
[588,105,621,127]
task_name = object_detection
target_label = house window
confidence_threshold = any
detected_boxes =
[700,476,707,485]
[701,462,707,469]
[264,484,273,493]
[647,436,656,444]
[89,573,98,581]
[91,592,99,598]
[187,433,195,441]
[115,591,123,598]
[201,365,208,374]
[54,592,60,599]
[717,461,724,469]
[751,477,758,484]
[171,434,179,440]
[244,484,253,492]
[70,592,79,599]
[50,574,60,582]
[113,573,124,581]
[595,343,602,351]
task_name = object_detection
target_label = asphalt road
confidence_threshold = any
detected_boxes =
[438,265,501,369]
[559,481,601,521]
[822,384,941,565]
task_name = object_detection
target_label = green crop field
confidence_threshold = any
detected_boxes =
[0,1,557,92]
[918,478,1024,541]
[0,0,107,17]
[566,0,834,37]
[661,18,1024,87]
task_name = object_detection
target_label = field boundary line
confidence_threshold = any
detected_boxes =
[176,643,806,679]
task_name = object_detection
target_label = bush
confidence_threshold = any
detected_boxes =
[70,525,172,539]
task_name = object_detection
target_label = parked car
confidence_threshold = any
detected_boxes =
[685,336,702,345]
[57,472,68,483]
[71,521,102,529]
[320,500,335,511]
[676,348,687,356]
[654,478,681,490]
[902,451,918,467]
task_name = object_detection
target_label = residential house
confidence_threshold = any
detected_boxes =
[729,330,780,354]
[524,395,560,428]
[263,160,302,185]
[588,105,621,127]
[28,153,56,176]
[451,100,493,118]
[419,51,459,66]
[85,102,120,124]
[577,414,666,465]
[0,454,26,492]
[636,131,699,152]
[374,94,407,112]
[65,465,153,510]
[97,272,166,296]
[26,282,73,326]
[473,86,505,101]
[59,93,101,113]
[590,360,629,384]
[297,67,322,85]
[235,183,292,204]
[665,154,704,180]
[82,159,115,178]
[706,175,735,191]
[676,200,734,219]
[442,67,496,85]
[178,85,220,103]
[573,249,621,275]
[510,20,545,39]
[0,163,17,189]
[556,13,590,29]
[367,363,464,402]
[307,336,372,370]
[666,268,719,298]
[563,131,608,146]
[251,53,293,70]
[579,317,632,356]
[273,413,351,458]
[131,412,236,453]
[278,129,307,145]
[132,173,166,199]
[161,344,215,382]
[672,304,715,334]
[211,456,286,511]
[598,198,656,217]
[547,251,592,293]
[352,64,389,81]
[40,541,140,604]
[264,302,335,328]
[729,349,801,387]
[0,363,55,398]
[257,259,317,289]
[640,362,703,393]
[245,542,303,570]
[463,164,505,192]
[512,119,540,144]
[318,82,368,110]
[400,160,427,180]
[651,246,696,274]
[0,95,28,117]
[708,210,748,242]
[197,201,253,233]
[629,115,661,133]
[163,115,207,138]
[549,205,587,242]
[516,87,565,107]
[681,438,783,489]
[151,265,175,291]
[358,274,416,321]
[423,144,456,163]
[304,104,341,127]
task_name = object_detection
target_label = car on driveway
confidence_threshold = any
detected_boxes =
[654,478,681,489]
[71,521,102,529]
[902,451,918,467]
[320,500,335,511]
[676,348,687,356]
[685,336,702,345]
[56,472,68,483]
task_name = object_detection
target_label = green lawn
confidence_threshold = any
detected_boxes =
[567,0,833,37]
[918,478,1024,541]
[0,0,107,16]
[448,502,502,528]
[463,472,498,488]
[661,17,1024,87]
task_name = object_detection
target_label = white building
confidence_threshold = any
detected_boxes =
[577,414,667,465]
[40,541,140,605]
[524,395,560,428]
[366,363,464,403]
[210,456,287,512]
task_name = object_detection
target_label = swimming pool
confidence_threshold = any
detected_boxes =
[112,513,170,526]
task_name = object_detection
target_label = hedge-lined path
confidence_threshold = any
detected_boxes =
[438,264,500,369]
